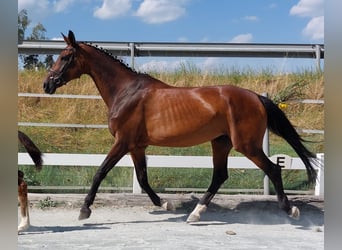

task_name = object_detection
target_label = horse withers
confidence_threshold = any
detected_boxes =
[43,30,319,223]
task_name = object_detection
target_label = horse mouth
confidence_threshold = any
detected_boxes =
[43,81,57,94]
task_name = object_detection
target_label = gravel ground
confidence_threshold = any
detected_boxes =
[18,193,324,250]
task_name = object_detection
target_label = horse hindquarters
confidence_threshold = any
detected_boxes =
[222,90,297,218]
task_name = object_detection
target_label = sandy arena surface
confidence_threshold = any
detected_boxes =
[18,193,324,250]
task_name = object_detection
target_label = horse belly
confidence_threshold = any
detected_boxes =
[147,115,226,147]
[151,131,222,147]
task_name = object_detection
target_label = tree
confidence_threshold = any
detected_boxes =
[18,10,54,70]
[18,9,30,43]
[23,22,48,70]
[44,55,55,69]
[27,23,47,41]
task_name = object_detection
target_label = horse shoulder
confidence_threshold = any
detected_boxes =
[107,82,153,136]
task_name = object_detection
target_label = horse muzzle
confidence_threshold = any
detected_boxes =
[43,76,65,94]
[43,79,57,94]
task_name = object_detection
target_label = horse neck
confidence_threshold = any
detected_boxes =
[82,46,137,108]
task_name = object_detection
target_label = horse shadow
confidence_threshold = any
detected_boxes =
[18,224,111,235]
[149,195,324,229]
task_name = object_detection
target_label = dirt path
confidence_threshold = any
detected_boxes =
[18,193,324,250]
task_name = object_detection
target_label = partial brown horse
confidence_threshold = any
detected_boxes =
[18,131,42,232]
[43,30,318,222]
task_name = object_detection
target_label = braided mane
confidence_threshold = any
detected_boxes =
[81,42,139,74]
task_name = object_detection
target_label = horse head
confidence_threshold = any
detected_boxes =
[43,30,82,94]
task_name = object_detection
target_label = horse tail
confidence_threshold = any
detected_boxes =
[257,95,318,184]
[18,131,43,170]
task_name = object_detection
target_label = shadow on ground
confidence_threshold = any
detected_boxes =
[150,195,324,228]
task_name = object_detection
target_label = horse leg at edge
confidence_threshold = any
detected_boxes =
[79,142,128,220]
[247,151,299,219]
[130,148,174,211]
[187,136,231,222]
[18,171,30,233]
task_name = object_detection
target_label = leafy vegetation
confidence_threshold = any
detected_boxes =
[38,196,57,209]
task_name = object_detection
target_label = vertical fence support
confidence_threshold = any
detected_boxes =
[130,42,135,70]
[315,153,324,196]
[315,44,322,72]
[132,168,142,194]
[262,93,270,195]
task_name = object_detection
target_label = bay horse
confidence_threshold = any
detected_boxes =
[18,131,43,232]
[43,30,318,222]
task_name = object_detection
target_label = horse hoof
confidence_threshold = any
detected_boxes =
[161,200,175,211]
[186,204,207,223]
[18,224,29,233]
[288,206,300,220]
[186,213,200,223]
[78,207,91,220]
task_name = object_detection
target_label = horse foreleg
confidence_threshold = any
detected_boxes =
[187,136,231,222]
[18,173,30,233]
[79,142,128,220]
[130,148,174,211]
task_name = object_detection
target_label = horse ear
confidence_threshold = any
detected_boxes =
[68,30,77,47]
[61,30,77,47]
[62,32,68,44]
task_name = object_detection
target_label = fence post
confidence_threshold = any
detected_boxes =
[314,153,324,196]
[315,44,322,72]
[132,168,142,194]
[262,93,270,195]
[130,42,135,69]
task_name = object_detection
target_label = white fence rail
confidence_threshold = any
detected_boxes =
[18,153,324,196]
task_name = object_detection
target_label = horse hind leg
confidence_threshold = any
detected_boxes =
[244,149,300,219]
[18,171,30,233]
[187,136,231,223]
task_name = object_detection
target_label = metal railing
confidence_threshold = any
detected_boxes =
[18,40,324,70]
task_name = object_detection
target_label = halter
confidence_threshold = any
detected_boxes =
[48,47,76,87]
